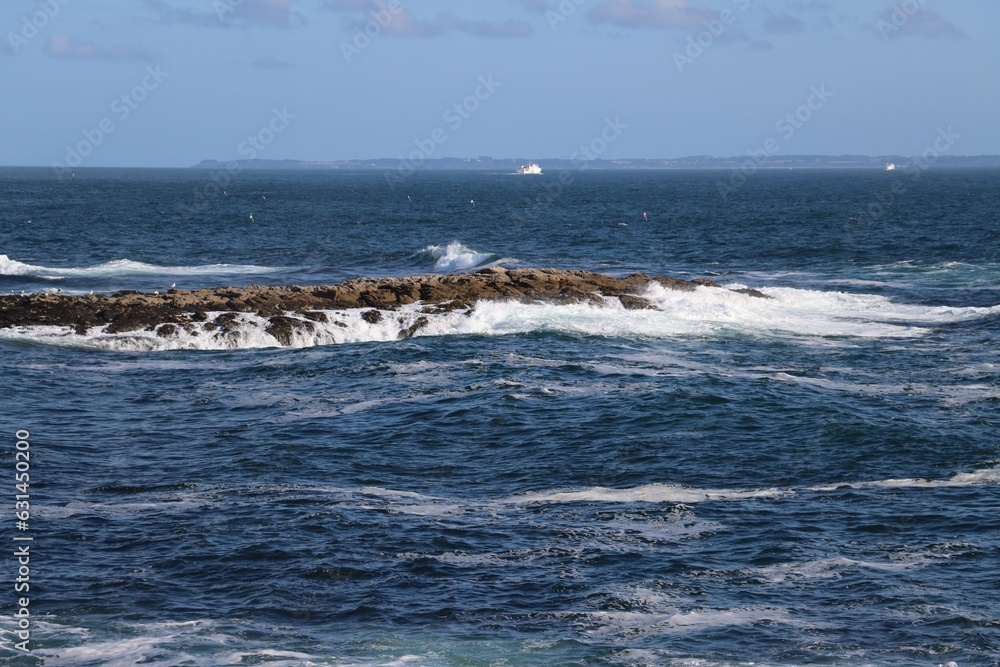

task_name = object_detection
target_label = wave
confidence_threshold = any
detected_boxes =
[6,618,323,667]
[33,464,998,524]
[510,466,1000,508]
[2,282,998,351]
[417,242,504,272]
[0,254,279,280]
[514,484,785,505]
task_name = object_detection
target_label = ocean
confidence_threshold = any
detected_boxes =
[1,167,998,666]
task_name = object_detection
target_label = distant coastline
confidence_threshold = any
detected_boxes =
[191,155,1000,171]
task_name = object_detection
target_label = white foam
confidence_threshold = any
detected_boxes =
[0,254,276,279]
[32,619,217,667]
[33,497,207,519]
[809,465,1000,491]
[39,636,167,666]
[510,464,999,510]
[747,556,926,584]
[4,278,998,351]
[643,282,1000,338]
[577,606,801,640]
[422,242,499,272]
[514,483,785,505]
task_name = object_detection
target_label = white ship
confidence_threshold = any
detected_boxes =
[517,163,542,175]
[885,163,896,171]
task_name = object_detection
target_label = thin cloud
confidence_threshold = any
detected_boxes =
[763,12,807,34]
[144,0,304,29]
[45,35,151,61]
[876,6,964,39]
[509,0,548,12]
[143,0,220,27]
[326,1,533,38]
[252,55,293,69]
[436,16,534,38]
[588,0,715,30]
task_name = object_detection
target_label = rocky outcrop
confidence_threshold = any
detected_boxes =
[0,267,755,336]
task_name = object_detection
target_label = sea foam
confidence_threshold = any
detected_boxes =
[0,254,277,279]
[420,242,503,272]
[2,282,999,351]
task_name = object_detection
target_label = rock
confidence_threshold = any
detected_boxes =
[398,317,429,340]
[0,268,749,335]
[214,312,240,331]
[618,294,657,310]
[157,324,178,338]
[256,305,283,318]
[733,288,771,299]
[297,311,329,323]
[266,316,315,346]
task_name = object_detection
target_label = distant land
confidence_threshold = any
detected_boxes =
[192,155,1000,171]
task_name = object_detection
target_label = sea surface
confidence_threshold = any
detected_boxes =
[0,167,998,666]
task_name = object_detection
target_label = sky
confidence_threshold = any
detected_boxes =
[2,0,998,168]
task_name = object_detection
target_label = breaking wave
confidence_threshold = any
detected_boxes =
[2,282,998,351]
[0,254,279,280]
[417,242,504,272]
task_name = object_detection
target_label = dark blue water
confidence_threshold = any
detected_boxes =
[1,168,998,666]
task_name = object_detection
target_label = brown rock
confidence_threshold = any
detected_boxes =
[157,324,178,338]
[618,295,657,311]
[398,317,429,340]
[266,316,315,346]
[298,311,329,323]
[733,288,771,299]
[0,268,747,336]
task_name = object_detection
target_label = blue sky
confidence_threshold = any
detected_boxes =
[2,0,997,167]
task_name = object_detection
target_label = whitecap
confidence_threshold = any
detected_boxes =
[420,242,502,272]
[0,253,278,279]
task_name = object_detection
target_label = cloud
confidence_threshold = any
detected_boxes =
[763,12,807,34]
[435,16,534,38]
[251,55,293,69]
[144,0,304,29]
[588,0,715,30]
[876,6,964,39]
[509,0,548,12]
[143,0,220,27]
[45,35,151,60]
[326,1,534,38]
[785,0,831,11]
